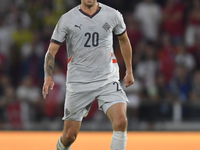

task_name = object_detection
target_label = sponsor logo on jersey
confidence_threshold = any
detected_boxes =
[102,22,111,31]
[74,24,82,30]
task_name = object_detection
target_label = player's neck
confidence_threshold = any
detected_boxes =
[80,2,99,16]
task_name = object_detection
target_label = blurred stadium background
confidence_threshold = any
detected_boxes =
[0,0,200,132]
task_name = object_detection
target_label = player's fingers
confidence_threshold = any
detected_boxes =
[42,84,49,99]
[42,87,46,99]
[125,82,130,87]
[124,79,128,87]
[125,81,129,87]
[125,80,134,87]
[42,88,46,99]
[130,80,134,85]
[50,82,54,90]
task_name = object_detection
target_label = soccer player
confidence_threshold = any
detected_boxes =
[42,0,134,150]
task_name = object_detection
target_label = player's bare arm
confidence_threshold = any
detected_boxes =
[42,42,60,99]
[45,53,54,79]
[118,32,134,87]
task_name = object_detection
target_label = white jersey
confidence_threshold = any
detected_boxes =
[51,3,126,92]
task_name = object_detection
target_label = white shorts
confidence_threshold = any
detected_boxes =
[62,81,129,121]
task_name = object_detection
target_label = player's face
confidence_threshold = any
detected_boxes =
[81,0,97,8]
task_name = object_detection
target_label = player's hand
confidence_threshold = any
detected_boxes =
[124,71,134,87]
[42,76,54,99]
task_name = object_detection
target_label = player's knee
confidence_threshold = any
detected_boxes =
[66,133,77,142]
[113,116,127,131]
[62,132,77,146]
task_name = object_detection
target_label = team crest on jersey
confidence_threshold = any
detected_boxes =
[65,108,70,116]
[102,22,111,32]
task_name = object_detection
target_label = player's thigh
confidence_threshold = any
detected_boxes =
[97,81,128,130]
[106,102,127,125]
[97,81,129,114]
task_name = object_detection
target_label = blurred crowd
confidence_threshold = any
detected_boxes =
[0,0,200,130]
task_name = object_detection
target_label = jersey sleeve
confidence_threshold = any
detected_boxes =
[50,15,68,45]
[113,11,126,36]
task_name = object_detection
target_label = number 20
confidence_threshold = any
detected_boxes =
[84,32,99,47]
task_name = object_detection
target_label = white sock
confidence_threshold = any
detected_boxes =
[111,131,127,150]
[56,137,71,150]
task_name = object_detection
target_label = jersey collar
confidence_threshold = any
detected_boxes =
[79,4,101,18]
